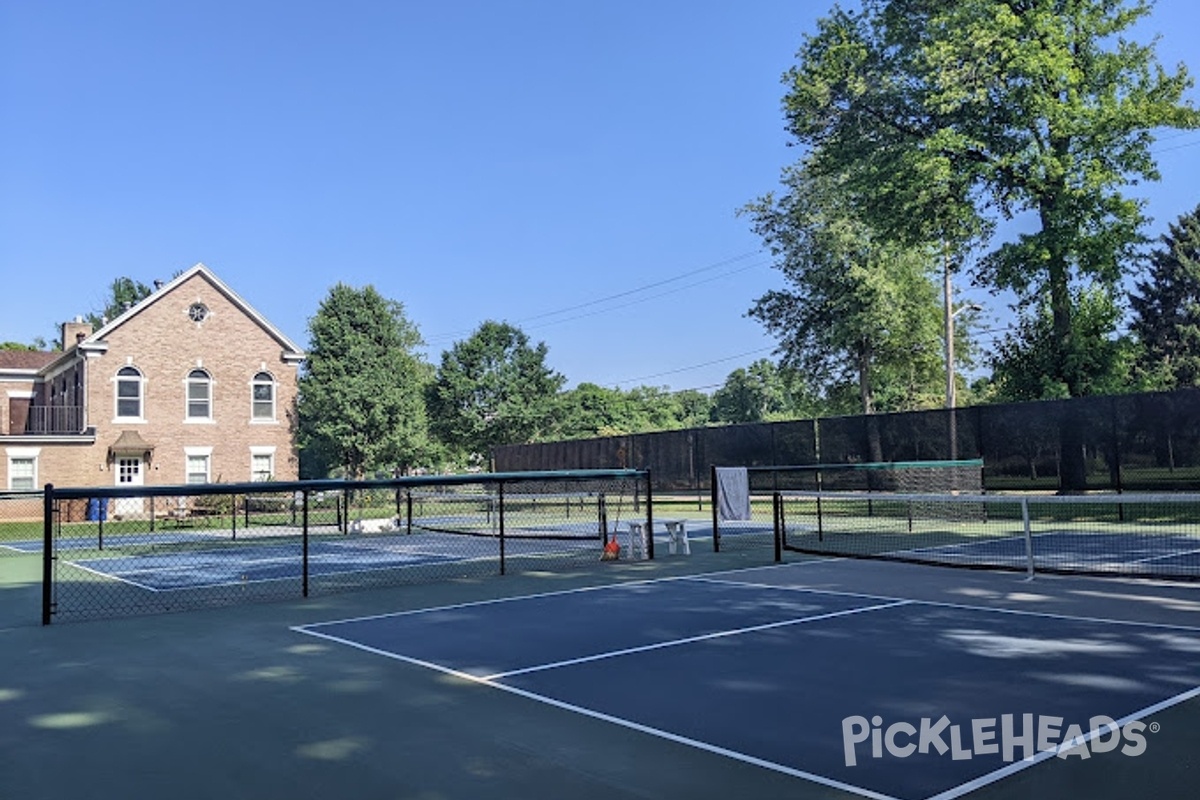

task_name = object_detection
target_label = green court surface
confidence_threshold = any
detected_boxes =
[2,546,1199,800]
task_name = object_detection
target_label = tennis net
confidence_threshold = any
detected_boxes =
[774,490,1200,580]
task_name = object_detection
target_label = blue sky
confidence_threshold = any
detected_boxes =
[3,1,1200,393]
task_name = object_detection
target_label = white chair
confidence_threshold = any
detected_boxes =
[663,519,690,555]
[625,521,649,559]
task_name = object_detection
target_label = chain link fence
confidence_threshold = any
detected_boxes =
[34,470,651,623]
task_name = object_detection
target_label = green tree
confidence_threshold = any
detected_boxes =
[672,389,715,429]
[556,383,634,439]
[990,285,1135,401]
[296,284,432,479]
[87,277,154,328]
[712,360,792,423]
[0,342,38,351]
[1129,204,1200,388]
[426,321,565,461]
[782,0,1199,398]
[743,167,950,415]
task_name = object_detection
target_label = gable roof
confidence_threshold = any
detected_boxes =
[0,350,59,372]
[84,263,305,363]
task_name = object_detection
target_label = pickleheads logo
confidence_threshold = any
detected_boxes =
[841,714,1153,767]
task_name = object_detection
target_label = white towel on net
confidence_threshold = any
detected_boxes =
[715,467,751,521]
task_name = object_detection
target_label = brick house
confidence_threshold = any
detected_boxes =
[1,264,304,510]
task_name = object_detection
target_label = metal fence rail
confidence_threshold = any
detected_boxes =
[38,470,652,623]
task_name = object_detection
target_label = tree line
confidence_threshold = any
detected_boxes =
[745,0,1200,415]
[292,284,823,478]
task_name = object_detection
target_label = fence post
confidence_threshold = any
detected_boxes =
[710,465,720,552]
[42,484,54,625]
[773,492,782,563]
[302,489,310,597]
[498,481,506,576]
[645,470,654,560]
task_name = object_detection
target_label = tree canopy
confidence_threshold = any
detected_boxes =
[1130,203,1200,388]
[780,0,1200,398]
[296,283,432,478]
[426,321,565,461]
[743,166,951,414]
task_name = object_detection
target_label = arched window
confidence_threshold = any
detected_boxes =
[115,366,143,419]
[251,371,275,421]
[186,369,212,420]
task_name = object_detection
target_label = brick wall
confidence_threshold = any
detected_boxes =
[85,271,301,488]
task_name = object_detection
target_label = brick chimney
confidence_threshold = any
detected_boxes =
[61,316,93,351]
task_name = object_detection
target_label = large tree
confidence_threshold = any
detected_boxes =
[1129,204,1200,388]
[783,0,1199,398]
[87,277,154,328]
[990,284,1135,400]
[296,284,432,478]
[711,359,804,423]
[426,321,564,461]
[743,167,951,415]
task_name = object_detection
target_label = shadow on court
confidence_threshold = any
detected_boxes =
[2,548,1199,800]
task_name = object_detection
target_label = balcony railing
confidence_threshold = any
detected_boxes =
[15,405,87,435]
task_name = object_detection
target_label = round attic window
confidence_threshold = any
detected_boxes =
[188,302,209,323]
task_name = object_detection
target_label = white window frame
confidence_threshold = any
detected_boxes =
[6,447,40,491]
[184,446,213,485]
[114,366,145,422]
[250,371,276,423]
[185,369,214,422]
[250,446,276,482]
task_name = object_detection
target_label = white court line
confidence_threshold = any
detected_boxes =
[293,561,1200,799]
[61,559,162,592]
[1122,545,1200,566]
[291,623,903,800]
[926,683,1200,800]
[684,575,1200,632]
[484,600,912,680]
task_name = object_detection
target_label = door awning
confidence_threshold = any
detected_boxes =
[108,429,155,462]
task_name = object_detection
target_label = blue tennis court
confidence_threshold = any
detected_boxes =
[294,564,1200,800]
[895,530,1200,572]
[64,531,606,591]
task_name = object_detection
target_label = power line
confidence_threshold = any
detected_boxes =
[423,250,767,346]
[612,346,776,386]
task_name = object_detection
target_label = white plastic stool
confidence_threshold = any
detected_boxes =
[625,521,649,559]
[663,519,690,554]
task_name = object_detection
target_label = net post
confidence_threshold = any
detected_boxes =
[406,489,413,535]
[598,492,608,543]
[773,491,782,563]
[710,464,720,552]
[302,489,310,597]
[231,493,238,540]
[42,483,54,625]
[498,481,506,575]
[645,470,654,560]
[816,493,824,542]
[1021,497,1035,581]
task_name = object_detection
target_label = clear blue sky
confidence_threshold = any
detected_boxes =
[3,1,1199,393]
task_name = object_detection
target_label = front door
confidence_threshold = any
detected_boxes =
[114,456,145,516]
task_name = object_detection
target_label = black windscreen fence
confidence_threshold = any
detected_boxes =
[493,388,1200,495]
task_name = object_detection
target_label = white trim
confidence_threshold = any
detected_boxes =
[5,390,35,399]
[249,446,277,456]
[183,446,214,457]
[114,365,145,421]
[85,264,306,359]
[7,451,37,491]
[249,370,277,423]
